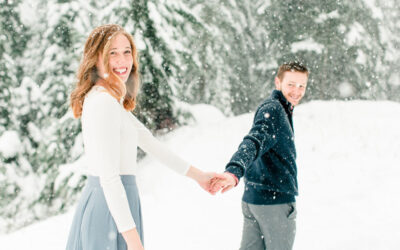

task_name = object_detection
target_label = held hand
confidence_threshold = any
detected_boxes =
[197,171,227,195]
[186,166,226,195]
[210,172,237,194]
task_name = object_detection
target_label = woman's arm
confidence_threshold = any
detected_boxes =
[127,113,221,193]
[127,113,190,175]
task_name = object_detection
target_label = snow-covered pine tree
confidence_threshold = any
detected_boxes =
[149,0,275,115]
[261,0,385,101]
[0,0,29,130]
[26,0,85,220]
[208,0,274,115]
[0,0,87,231]
[0,0,37,232]
[156,0,232,113]
[375,0,400,101]
[165,0,391,113]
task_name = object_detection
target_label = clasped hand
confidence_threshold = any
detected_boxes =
[187,166,237,195]
[198,172,237,195]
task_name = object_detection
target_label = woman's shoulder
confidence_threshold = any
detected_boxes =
[86,86,117,103]
[84,86,120,111]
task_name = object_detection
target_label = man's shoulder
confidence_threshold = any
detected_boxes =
[256,97,282,114]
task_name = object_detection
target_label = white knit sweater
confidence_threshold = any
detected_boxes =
[81,86,190,232]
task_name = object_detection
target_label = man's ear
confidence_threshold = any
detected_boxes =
[274,77,281,90]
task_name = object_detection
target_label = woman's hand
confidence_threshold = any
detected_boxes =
[122,228,144,250]
[186,166,226,195]
[209,172,237,194]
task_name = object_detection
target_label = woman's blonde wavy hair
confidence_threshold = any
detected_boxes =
[70,24,140,118]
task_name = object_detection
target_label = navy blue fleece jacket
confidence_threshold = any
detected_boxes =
[225,90,298,205]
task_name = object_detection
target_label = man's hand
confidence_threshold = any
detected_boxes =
[210,172,238,194]
[197,171,227,195]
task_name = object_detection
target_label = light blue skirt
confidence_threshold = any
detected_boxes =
[66,175,143,250]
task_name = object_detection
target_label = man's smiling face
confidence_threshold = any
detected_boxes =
[275,71,308,106]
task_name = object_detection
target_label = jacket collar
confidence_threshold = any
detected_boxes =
[271,90,293,114]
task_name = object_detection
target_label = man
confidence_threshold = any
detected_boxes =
[212,61,309,250]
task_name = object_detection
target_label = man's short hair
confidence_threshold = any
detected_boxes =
[277,61,309,80]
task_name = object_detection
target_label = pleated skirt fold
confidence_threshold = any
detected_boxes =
[66,175,143,250]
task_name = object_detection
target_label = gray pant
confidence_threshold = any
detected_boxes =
[239,201,296,250]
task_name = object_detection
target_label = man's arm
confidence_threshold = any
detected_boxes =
[211,102,279,193]
[225,101,278,179]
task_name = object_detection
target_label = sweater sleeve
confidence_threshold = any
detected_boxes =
[225,101,278,180]
[127,113,190,175]
[84,92,135,232]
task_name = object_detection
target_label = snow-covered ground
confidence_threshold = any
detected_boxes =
[1,100,399,250]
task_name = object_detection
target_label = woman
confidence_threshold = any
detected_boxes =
[66,24,219,250]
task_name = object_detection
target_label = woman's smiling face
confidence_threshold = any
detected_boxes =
[97,33,133,83]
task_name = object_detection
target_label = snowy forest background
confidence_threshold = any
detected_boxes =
[0,0,399,233]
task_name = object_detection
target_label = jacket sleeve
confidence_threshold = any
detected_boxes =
[225,101,278,180]
[127,113,190,175]
[84,92,136,232]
